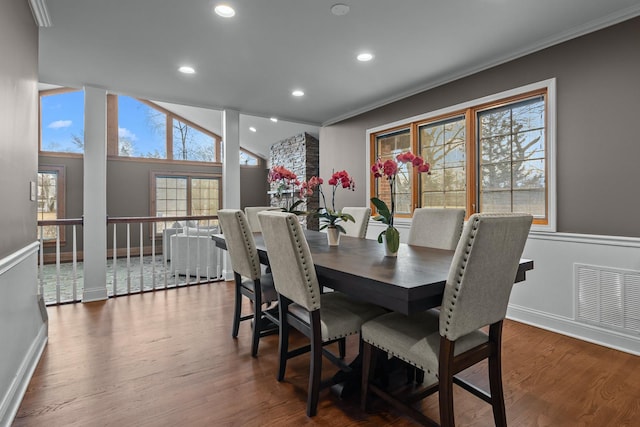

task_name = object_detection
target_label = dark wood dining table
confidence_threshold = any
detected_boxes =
[212,229,534,316]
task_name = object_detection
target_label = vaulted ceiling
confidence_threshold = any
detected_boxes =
[37,0,640,156]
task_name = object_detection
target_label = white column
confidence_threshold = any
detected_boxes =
[82,86,108,302]
[222,109,241,280]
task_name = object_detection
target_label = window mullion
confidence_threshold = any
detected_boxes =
[466,109,477,216]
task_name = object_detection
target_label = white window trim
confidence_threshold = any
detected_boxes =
[365,78,557,232]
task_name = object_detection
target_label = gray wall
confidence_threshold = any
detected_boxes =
[38,154,268,252]
[0,0,39,258]
[240,166,269,209]
[320,16,640,238]
[0,2,47,425]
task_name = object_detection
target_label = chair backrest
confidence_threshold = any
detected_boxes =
[258,211,321,311]
[341,207,371,239]
[244,206,280,232]
[439,213,532,341]
[408,208,465,250]
[217,209,261,280]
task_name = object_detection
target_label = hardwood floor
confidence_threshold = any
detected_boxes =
[14,282,639,426]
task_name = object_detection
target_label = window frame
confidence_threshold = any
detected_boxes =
[108,96,223,163]
[39,88,85,155]
[37,165,66,245]
[366,78,556,232]
[150,171,223,223]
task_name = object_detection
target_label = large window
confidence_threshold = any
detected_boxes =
[37,166,65,241]
[153,173,221,231]
[369,79,555,230]
[40,89,84,154]
[113,96,221,162]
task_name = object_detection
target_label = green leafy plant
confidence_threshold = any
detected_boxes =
[370,151,431,254]
[301,171,356,234]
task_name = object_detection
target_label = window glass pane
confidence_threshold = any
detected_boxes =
[156,176,187,218]
[419,115,466,209]
[240,150,259,166]
[37,171,59,240]
[190,178,220,218]
[374,130,411,215]
[40,91,85,153]
[173,120,216,162]
[478,95,546,217]
[118,96,166,158]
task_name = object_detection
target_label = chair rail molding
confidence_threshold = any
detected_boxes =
[0,242,48,426]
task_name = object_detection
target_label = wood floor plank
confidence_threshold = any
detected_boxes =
[14,282,640,426]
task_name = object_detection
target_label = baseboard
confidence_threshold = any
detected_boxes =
[0,323,48,427]
[507,304,640,356]
[82,287,108,302]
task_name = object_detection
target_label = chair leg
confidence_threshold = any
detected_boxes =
[489,323,507,427]
[250,279,262,357]
[338,337,346,359]
[277,296,290,382]
[231,273,242,338]
[307,311,323,417]
[360,341,377,412]
[439,338,456,427]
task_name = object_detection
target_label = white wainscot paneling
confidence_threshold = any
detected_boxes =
[0,243,48,427]
[508,232,640,355]
[368,221,640,355]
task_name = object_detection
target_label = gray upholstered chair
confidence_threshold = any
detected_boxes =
[361,213,533,426]
[244,206,280,232]
[340,207,371,239]
[217,209,279,357]
[258,211,387,417]
[408,208,466,250]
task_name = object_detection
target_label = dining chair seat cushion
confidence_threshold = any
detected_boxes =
[361,309,488,379]
[288,292,387,341]
[241,273,278,303]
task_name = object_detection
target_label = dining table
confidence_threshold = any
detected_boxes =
[212,229,534,316]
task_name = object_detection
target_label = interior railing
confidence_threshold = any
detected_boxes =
[37,215,222,305]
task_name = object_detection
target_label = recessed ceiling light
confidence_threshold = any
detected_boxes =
[249,126,257,132]
[178,66,196,74]
[330,4,350,16]
[292,90,305,97]
[270,117,278,123]
[214,4,235,18]
[357,52,374,62]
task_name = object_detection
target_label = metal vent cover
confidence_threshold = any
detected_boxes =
[575,263,640,335]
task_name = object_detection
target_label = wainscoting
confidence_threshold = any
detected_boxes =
[0,242,48,427]
[367,221,640,355]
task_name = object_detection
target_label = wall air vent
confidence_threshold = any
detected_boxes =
[575,263,640,335]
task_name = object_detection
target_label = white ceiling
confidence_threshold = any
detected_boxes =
[37,0,640,156]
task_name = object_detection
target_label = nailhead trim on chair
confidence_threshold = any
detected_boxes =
[286,215,319,309]
[235,210,261,279]
[443,214,480,337]
[361,339,437,378]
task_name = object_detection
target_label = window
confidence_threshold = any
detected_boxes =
[113,96,221,162]
[40,89,84,154]
[240,149,260,166]
[152,173,221,232]
[116,95,166,158]
[368,79,555,231]
[37,166,65,241]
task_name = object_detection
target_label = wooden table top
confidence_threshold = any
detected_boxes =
[212,230,533,315]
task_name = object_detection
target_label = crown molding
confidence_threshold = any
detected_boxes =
[28,0,52,27]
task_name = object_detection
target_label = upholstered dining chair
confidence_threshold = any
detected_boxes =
[408,208,466,250]
[361,213,533,426]
[341,207,371,239]
[258,211,387,417]
[244,206,280,232]
[217,209,279,357]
